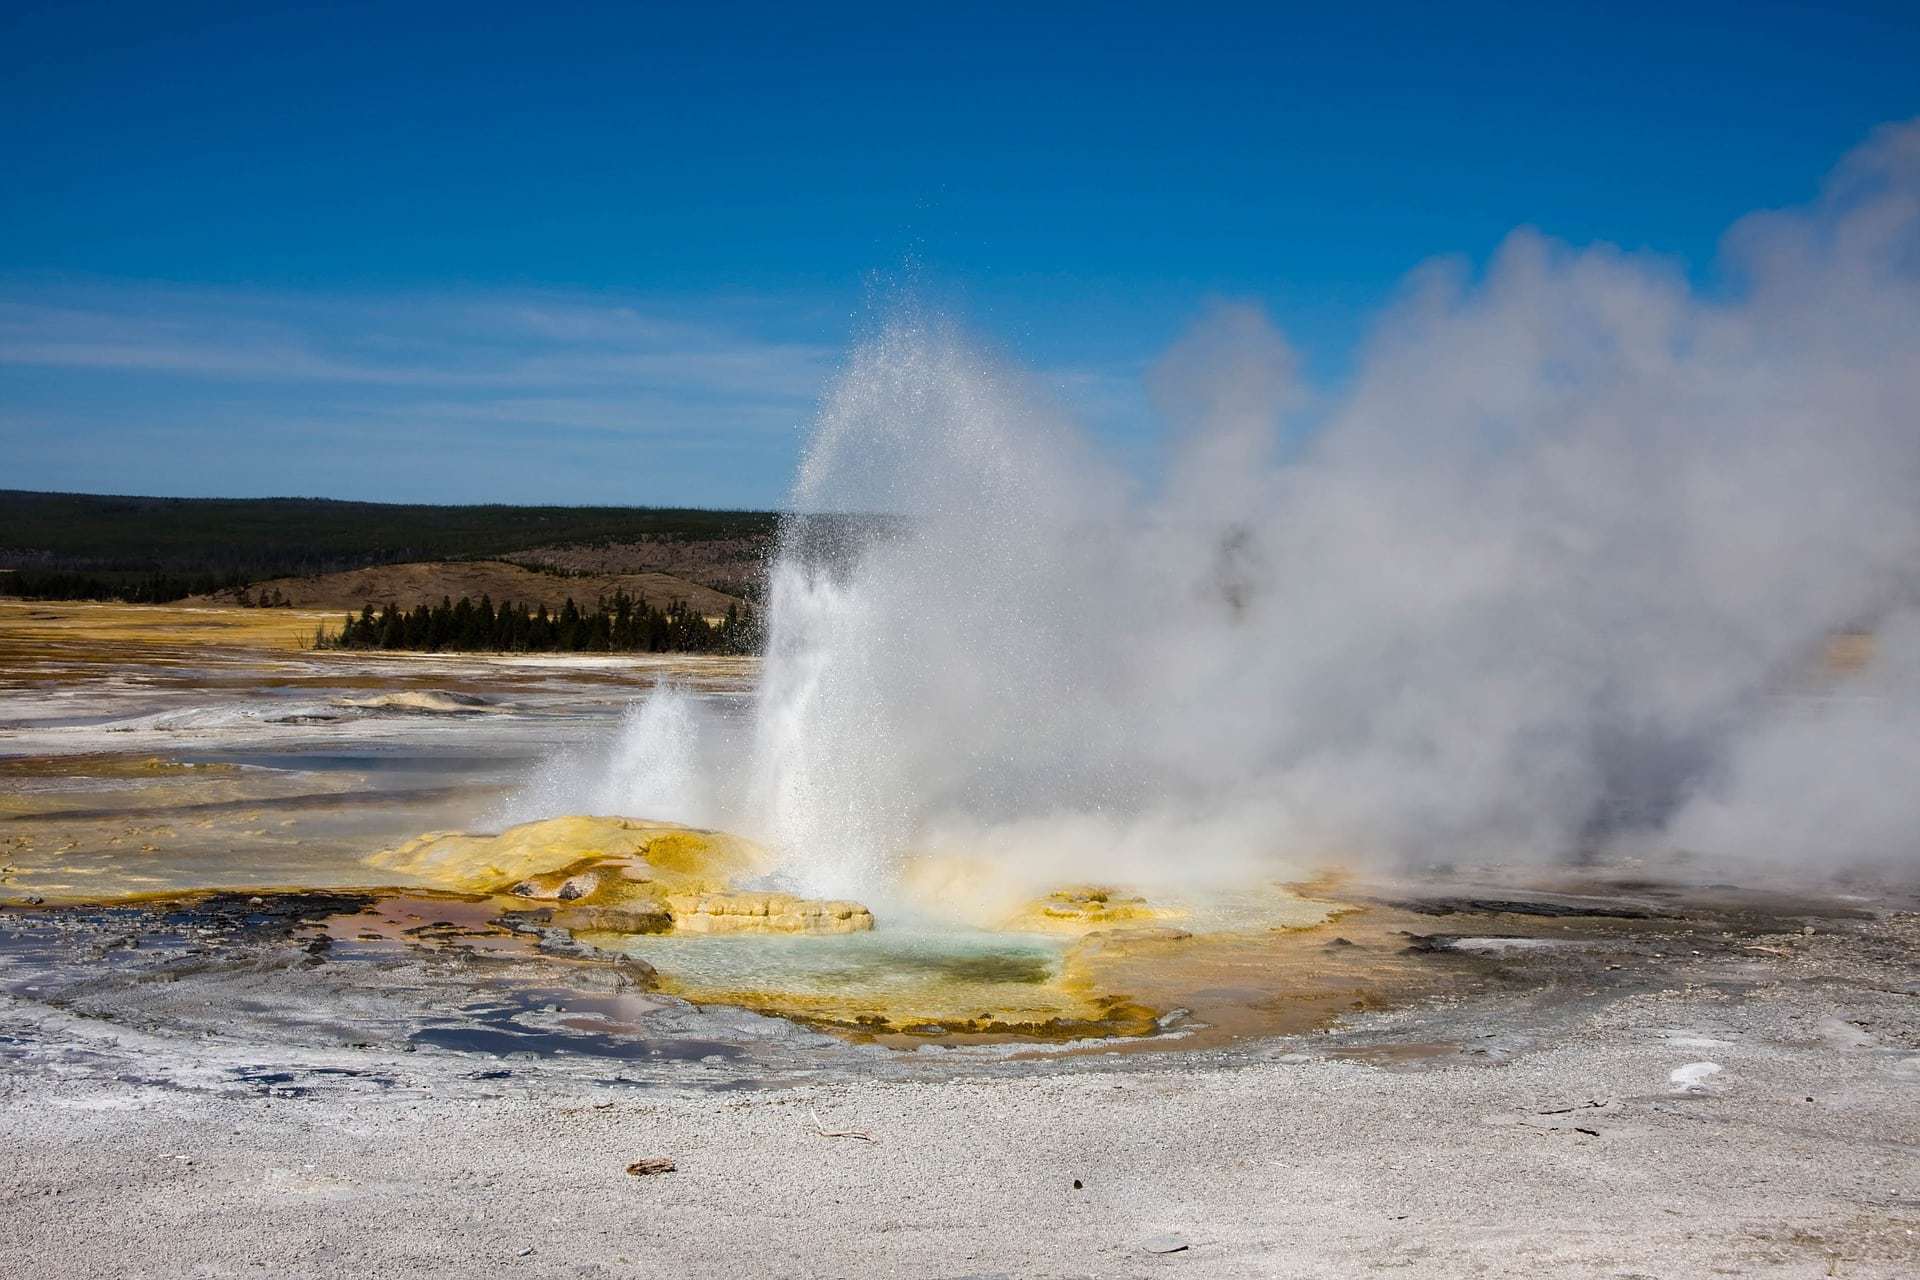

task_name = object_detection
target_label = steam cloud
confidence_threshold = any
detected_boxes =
[533,122,1920,897]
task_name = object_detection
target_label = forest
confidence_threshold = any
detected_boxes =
[0,569,251,603]
[327,592,756,654]
[0,489,779,586]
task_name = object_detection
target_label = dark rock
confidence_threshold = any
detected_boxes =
[550,905,672,935]
[1387,895,1659,920]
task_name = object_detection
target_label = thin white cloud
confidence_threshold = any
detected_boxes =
[0,279,849,504]
[0,283,840,397]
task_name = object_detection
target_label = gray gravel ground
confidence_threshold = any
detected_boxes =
[3,907,1917,1278]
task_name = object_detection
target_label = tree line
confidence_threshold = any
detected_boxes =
[0,569,250,603]
[1,489,780,586]
[327,592,757,654]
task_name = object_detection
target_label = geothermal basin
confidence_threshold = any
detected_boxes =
[3,602,1919,1278]
[4,600,1912,1063]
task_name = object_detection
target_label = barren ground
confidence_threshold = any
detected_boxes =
[1,610,1916,1277]
[2,897,1916,1279]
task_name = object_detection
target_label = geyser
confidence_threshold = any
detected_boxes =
[546,121,1920,901]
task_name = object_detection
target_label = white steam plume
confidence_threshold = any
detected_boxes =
[736,120,1920,898]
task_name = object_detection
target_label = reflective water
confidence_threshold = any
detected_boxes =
[599,922,1092,1034]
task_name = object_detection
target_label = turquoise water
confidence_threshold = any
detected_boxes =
[601,924,1068,1000]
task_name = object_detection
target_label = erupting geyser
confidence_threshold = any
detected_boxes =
[537,122,1920,902]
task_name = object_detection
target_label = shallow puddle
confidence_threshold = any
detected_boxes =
[602,925,1081,1032]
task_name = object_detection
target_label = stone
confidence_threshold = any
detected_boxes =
[549,904,674,935]
[614,955,660,986]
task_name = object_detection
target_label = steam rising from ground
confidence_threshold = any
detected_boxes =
[535,123,1920,897]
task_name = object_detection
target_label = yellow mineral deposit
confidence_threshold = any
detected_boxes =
[652,970,1155,1042]
[367,815,766,893]
[11,791,1441,1048]
[360,816,1191,1036]
[662,892,873,934]
[364,815,872,936]
[660,878,1368,1044]
[1000,884,1189,934]
[893,854,1187,933]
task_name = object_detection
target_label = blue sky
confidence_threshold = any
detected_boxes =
[3,1,1917,507]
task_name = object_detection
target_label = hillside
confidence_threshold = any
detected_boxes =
[0,490,779,584]
[188,559,743,618]
[504,537,769,593]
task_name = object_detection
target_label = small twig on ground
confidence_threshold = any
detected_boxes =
[809,1105,875,1142]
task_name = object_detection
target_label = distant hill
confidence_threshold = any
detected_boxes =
[504,537,769,594]
[0,489,779,599]
[192,559,743,618]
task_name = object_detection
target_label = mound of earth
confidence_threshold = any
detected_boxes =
[1003,884,1189,933]
[333,690,497,714]
[506,536,771,594]
[365,816,871,936]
